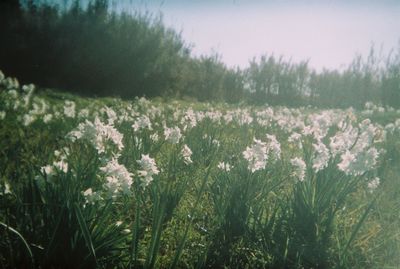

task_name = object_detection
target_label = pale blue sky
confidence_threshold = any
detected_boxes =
[113,0,400,70]
[74,0,400,71]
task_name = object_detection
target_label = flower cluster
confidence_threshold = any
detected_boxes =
[132,115,152,132]
[137,154,159,187]
[290,157,306,182]
[36,148,70,187]
[266,134,281,162]
[68,117,124,153]
[243,139,268,173]
[338,148,379,176]
[101,106,118,125]
[312,141,330,172]
[181,144,193,165]
[82,188,103,205]
[64,100,76,118]
[336,119,381,176]
[217,161,232,172]
[100,158,133,197]
[164,126,182,144]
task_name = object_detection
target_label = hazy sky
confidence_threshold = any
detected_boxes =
[115,0,400,71]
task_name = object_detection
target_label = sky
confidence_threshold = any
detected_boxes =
[84,0,400,71]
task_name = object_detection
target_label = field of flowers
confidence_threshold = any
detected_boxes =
[1,70,400,268]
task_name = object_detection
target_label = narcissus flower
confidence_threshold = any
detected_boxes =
[137,154,159,187]
[164,126,182,144]
[132,115,152,132]
[217,162,232,172]
[101,158,133,196]
[243,139,268,173]
[68,117,124,153]
[181,144,193,165]
[290,157,306,182]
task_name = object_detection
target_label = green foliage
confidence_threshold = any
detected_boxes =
[0,0,189,98]
[1,1,400,108]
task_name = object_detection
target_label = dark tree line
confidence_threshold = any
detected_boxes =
[1,0,399,108]
[0,0,190,98]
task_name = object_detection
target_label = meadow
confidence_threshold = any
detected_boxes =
[1,70,400,268]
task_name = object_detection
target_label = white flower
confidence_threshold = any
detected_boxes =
[243,139,268,173]
[64,100,76,118]
[102,106,118,125]
[329,125,358,157]
[78,109,90,119]
[100,158,133,196]
[306,111,335,140]
[102,124,124,151]
[312,141,330,172]
[41,165,56,178]
[132,115,152,132]
[365,102,374,110]
[367,177,380,192]
[104,176,120,196]
[290,157,306,182]
[150,133,159,142]
[137,154,159,187]
[23,114,35,126]
[68,120,96,141]
[338,148,379,176]
[217,162,232,172]
[8,89,18,99]
[337,150,355,173]
[53,160,69,173]
[13,78,20,89]
[205,110,222,123]
[395,119,400,128]
[181,144,193,165]
[266,134,281,161]
[181,108,198,128]
[22,84,35,94]
[13,100,21,110]
[39,165,56,182]
[3,182,11,195]
[235,109,253,125]
[164,126,182,144]
[223,112,234,124]
[43,114,53,123]
[68,118,124,153]
[385,123,395,133]
[22,84,35,107]
[255,108,273,127]
[352,119,379,154]
[83,188,103,204]
[288,132,302,143]
[0,111,6,120]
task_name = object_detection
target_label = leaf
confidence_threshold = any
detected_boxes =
[0,221,35,268]
[74,203,98,267]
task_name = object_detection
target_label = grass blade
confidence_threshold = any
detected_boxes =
[74,203,98,267]
[0,221,35,268]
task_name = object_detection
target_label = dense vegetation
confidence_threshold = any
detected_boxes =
[0,0,399,108]
[1,2,400,267]
[1,71,400,268]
